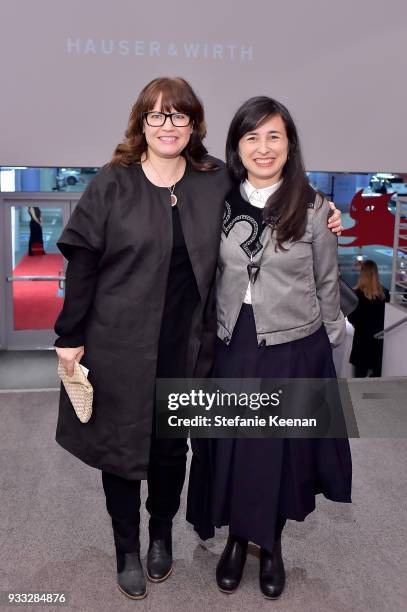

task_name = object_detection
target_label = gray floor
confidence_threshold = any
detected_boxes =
[0,351,59,390]
[0,357,406,611]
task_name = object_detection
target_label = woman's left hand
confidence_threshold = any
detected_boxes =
[327,202,343,235]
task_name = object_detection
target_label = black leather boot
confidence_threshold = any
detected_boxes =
[116,548,147,600]
[147,532,173,582]
[216,534,248,593]
[259,539,285,599]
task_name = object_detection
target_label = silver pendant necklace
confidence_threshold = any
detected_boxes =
[146,158,183,207]
[169,185,177,207]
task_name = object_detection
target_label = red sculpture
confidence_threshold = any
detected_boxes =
[339,189,407,248]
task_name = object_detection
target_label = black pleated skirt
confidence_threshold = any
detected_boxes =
[187,305,352,553]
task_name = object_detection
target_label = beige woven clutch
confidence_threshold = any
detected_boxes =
[58,360,93,423]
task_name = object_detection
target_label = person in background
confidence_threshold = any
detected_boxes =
[28,206,45,255]
[348,259,390,377]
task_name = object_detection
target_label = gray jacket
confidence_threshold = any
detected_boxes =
[216,186,346,347]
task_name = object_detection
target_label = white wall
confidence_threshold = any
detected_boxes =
[0,0,406,171]
[382,303,407,376]
[333,320,355,379]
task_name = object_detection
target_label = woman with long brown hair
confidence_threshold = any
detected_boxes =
[53,78,342,600]
[349,259,390,376]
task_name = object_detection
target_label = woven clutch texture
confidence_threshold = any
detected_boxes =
[58,360,93,423]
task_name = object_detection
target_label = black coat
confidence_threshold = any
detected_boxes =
[54,160,231,479]
[348,287,390,369]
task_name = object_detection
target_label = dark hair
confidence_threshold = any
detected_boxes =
[226,96,311,248]
[110,77,218,171]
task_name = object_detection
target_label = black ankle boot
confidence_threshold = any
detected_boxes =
[116,549,147,600]
[147,532,173,582]
[259,539,285,599]
[216,534,248,593]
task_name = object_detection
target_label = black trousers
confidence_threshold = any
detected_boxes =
[354,365,382,377]
[102,433,188,553]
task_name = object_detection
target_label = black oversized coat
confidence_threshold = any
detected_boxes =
[55,160,231,479]
[348,287,390,370]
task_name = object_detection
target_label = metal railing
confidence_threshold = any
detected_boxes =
[374,316,407,340]
[7,275,65,281]
[6,275,66,290]
[391,198,407,308]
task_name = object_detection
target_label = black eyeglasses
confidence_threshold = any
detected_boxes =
[143,111,191,127]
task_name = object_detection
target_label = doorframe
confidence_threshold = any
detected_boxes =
[0,192,80,350]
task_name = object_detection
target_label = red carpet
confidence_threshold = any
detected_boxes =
[13,254,64,330]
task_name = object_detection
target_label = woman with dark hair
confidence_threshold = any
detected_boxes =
[54,79,342,600]
[187,96,352,599]
[348,259,390,376]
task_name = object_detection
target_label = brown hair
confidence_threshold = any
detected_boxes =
[109,77,218,171]
[355,260,385,300]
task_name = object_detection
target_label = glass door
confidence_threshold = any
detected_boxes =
[1,193,77,349]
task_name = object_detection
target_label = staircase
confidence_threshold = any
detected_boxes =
[391,197,407,307]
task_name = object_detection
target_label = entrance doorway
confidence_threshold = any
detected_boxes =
[0,192,80,349]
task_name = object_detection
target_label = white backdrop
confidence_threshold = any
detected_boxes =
[0,0,406,171]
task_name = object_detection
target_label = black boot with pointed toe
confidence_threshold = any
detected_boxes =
[259,539,285,599]
[216,534,248,593]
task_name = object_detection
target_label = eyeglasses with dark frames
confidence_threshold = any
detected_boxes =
[143,111,191,127]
